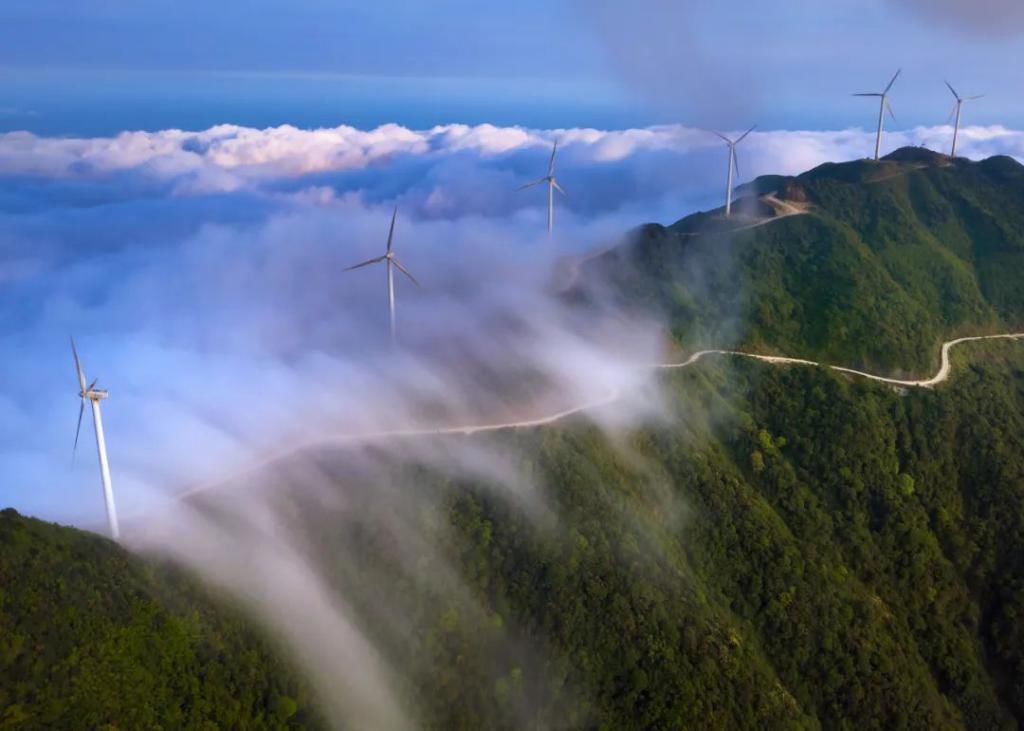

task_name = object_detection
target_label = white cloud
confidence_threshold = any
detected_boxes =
[5,116,1024,726]
[2,121,1022,208]
[5,118,1024,530]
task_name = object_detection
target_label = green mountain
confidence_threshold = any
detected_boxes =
[580,148,1024,373]
[12,343,1024,730]
[0,509,319,729]
[5,151,1024,729]
[315,342,1024,730]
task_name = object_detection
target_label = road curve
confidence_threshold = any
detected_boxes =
[663,333,1024,388]
[177,333,1024,499]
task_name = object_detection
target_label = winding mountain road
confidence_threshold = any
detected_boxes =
[658,334,1024,387]
[178,333,1024,498]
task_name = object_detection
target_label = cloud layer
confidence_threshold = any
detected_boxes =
[4,118,1024,528]
[6,118,1024,727]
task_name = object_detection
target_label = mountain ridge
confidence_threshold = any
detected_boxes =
[574,147,1024,374]
[5,150,1024,729]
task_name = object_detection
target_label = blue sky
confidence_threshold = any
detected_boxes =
[1,0,1023,134]
[4,0,1024,528]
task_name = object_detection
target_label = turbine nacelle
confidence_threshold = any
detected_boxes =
[853,69,900,160]
[81,387,109,401]
[713,125,755,217]
[69,337,120,540]
[517,141,565,234]
[944,80,983,158]
[342,207,420,343]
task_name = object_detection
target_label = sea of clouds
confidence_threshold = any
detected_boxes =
[5,119,1024,728]
[3,120,1024,526]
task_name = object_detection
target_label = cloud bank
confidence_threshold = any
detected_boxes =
[4,118,1024,526]
[6,118,1024,727]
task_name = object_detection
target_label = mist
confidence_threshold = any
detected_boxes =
[6,118,1024,726]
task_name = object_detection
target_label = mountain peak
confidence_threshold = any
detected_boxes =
[880,145,950,164]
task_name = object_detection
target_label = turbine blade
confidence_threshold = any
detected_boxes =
[548,141,558,176]
[735,125,756,144]
[945,80,960,101]
[712,130,733,144]
[967,95,984,101]
[70,337,87,393]
[946,102,958,125]
[343,256,386,272]
[853,93,883,97]
[884,68,901,94]
[886,100,896,121]
[517,178,546,191]
[732,149,740,179]
[88,378,98,391]
[386,207,397,254]
[390,258,420,286]
[73,399,84,460]
[552,179,567,196]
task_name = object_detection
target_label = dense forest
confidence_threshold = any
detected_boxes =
[582,148,1024,373]
[309,341,1024,729]
[0,510,320,728]
[4,150,1024,729]
[4,341,1024,729]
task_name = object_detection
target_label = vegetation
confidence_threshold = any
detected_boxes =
[4,151,1024,728]
[312,342,1022,729]
[584,148,1024,373]
[0,511,319,729]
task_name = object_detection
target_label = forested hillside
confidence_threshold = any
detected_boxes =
[581,149,1024,373]
[5,149,1024,729]
[319,341,1024,729]
[0,510,319,729]
[7,342,1023,729]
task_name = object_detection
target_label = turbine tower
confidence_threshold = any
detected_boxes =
[518,140,566,235]
[714,126,755,217]
[945,81,983,158]
[344,207,419,344]
[71,338,119,540]
[854,69,901,161]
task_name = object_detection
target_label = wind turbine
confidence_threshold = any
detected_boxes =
[71,337,119,540]
[344,207,419,344]
[945,81,983,158]
[713,126,755,217]
[854,69,901,161]
[518,141,566,235]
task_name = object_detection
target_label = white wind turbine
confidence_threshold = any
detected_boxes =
[945,81,983,158]
[713,125,755,217]
[344,207,419,344]
[518,141,566,235]
[71,337,119,540]
[854,69,901,161]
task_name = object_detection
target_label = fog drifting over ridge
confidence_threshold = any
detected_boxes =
[6,119,1024,727]
[4,120,1024,526]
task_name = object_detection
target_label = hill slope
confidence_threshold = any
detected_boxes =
[579,148,1024,373]
[0,510,319,729]
[321,344,1024,724]
[5,347,1024,730]
[6,150,1024,729]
